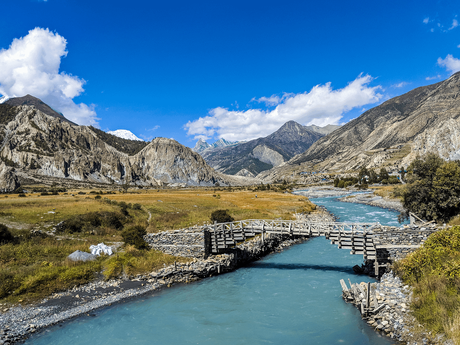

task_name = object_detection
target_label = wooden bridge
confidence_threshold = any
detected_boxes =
[204,219,380,261]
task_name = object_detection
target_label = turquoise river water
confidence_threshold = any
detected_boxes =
[28,194,406,344]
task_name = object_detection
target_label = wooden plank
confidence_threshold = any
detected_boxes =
[340,279,349,293]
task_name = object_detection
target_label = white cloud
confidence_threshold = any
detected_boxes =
[423,17,430,24]
[450,19,459,30]
[251,95,281,106]
[0,27,97,125]
[457,44,460,48]
[438,54,460,73]
[184,74,382,141]
[425,74,441,80]
[392,82,409,88]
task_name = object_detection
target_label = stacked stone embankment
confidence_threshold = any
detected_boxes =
[373,224,438,260]
[144,229,204,258]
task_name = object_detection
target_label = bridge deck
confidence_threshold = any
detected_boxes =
[205,219,380,260]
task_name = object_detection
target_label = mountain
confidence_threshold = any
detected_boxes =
[107,129,143,141]
[306,124,341,135]
[200,121,324,176]
[260,72,460,180]
[4,95,76,125]
[0,97,257,191]
[193,138,242,154]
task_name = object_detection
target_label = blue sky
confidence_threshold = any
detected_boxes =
[0,0,459,146]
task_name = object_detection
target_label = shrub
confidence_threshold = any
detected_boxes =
[94,195,102,200]
[121,225,148,249]
[132,203,142,210]
[0,224,14,244]
[18,193,26,197]
[210,209,234,223]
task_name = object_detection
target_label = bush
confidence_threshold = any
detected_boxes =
[210,209,234,223]
[18,193,26,197]
[0,224,14,244]
[401,153,460,223]
[121,225,148,249]
[132,203,142,210]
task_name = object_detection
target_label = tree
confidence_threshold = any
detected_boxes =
[210,209,234,223]
[378,168,389,183]
[368,169,378,184]
[401,154,460,223]
[358,167,369,184]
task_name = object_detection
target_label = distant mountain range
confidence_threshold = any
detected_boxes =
[107,129,143,141]
[0,95,255,191]
[259,71,460,182]
[197,121,331,176]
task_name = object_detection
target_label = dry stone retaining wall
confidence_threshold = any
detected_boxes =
[144,229,204,258]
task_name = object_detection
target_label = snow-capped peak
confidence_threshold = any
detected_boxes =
[0,95,10,104]
[107,129,144,141]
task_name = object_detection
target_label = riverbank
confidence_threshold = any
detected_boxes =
[0,210,334,344]
[338,193,405,213]
[343,272,445,344]
[294,185,405,213]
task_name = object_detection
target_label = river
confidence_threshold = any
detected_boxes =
[27,194,405,345]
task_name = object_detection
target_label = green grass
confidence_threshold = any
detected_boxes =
[394,226,460,342]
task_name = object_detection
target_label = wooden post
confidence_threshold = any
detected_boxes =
[367,282,370,309]
[374,259,379,277]
[204,229,211,258]
[262,223,265,244]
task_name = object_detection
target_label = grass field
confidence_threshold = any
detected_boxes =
[0,187,315,304]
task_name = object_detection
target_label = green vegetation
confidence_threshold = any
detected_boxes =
[89,126,149,155]
[210,209,234,223]
[394,226,460,342]
[401,153,460,223]
[0,224,14,244]
[121,225,148,249]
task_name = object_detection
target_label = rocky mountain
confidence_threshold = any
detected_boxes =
[193,138,242,154]
[259,72,460,180]
[200,121,324,176]
[4,95,77,125]
[306,124,341,135]
[107,129,143,141]
[0,97,256,191]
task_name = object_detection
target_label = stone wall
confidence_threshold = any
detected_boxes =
[372,224,438,260]
[144,229,204,258]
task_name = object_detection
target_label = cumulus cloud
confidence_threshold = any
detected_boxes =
[438,54,460,73]
[0,27,97,125]
[423,17,430,24]
[450,19,459,30]
[184,74,382,142]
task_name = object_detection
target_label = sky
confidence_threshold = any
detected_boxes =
[0,0,459,147]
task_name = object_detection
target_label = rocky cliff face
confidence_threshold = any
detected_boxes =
[200,121,324,175]
[0,98,255,191]
[279,73,460,173]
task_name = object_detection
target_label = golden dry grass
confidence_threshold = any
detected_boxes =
[0,187,315,303]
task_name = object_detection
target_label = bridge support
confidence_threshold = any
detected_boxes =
[204,230,211,258]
